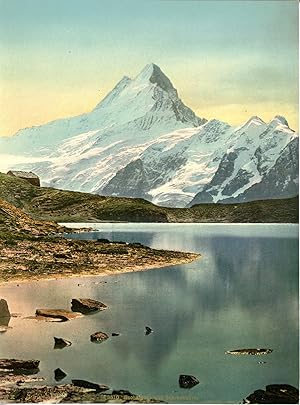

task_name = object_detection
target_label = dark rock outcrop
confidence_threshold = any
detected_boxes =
[243,384,299,403]
[71,298,108,314]
[54,337,72,349]
[54,368,67,381]
[90,331,109,343]
[0,299,10,319]
[179,374,199,389]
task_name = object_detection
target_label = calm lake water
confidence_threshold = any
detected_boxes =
[0,223,298,403]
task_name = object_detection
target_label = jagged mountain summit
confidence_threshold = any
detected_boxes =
[0,63,298,207]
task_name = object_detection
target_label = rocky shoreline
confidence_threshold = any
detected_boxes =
[0,234,199,284]
[0,198,199,284]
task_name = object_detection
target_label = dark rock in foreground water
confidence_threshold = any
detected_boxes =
[90,331,109,343]
[145,326,153,335]
[54,368,67,381]
[72,379,109,392]
[0,359,40,372]
[54,337,72,349]
[243,384,299,403]
[0,299,10,319]
[225,348,273,356]
[179,374,199,389]
[35,309,82,322]
[71,298,108,314]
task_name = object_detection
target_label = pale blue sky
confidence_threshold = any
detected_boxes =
[0,0,298,134]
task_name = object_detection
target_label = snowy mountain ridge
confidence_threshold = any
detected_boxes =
[0,63,298,207]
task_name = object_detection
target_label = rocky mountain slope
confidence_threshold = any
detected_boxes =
[0,64,298,207]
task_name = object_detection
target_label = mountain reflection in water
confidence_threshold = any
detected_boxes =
[0,224,298,404]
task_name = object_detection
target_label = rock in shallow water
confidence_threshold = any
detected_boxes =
[225,348,273,356]
[179,374,199,389]
[145,326,153,335]
[54,337,72,349]
[54,368,67,381]
[35,309,82,322]
[72,379,109,392]
[71,298,108,314]
[90,331,109,343]
[0,299,10,319]
[243,384,299,403]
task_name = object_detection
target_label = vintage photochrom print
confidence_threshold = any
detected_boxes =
[0,0,298,403]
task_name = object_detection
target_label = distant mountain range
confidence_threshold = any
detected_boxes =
[0,63,298,207]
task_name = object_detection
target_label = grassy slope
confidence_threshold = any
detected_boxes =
[0,173,298,223]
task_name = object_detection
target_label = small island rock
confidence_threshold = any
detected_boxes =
[179,374,199,389]
[90,331,109,343]
[35,309,82,322]
[54,337,72,349]
[71,298,108,314]
[54,368,67,381]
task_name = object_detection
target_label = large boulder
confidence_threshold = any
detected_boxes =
[71,298,108,314]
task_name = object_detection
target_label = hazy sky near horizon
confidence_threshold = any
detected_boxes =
[0,0,298,135]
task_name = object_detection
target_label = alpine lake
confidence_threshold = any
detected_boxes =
[0,223,298,403]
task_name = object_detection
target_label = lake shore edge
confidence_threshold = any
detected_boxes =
[0,252,199,286]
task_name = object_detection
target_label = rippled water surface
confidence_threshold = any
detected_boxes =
[0,223,298,403]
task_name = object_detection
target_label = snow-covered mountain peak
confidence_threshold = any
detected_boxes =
[92,75,132,110]
[268,115,290,129]
[242,115,265,128]
[134,63,176,94]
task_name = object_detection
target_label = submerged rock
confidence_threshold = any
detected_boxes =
[72,379,109,392]
[54,368,67,381]
[54,337,72,349]
[179,374,199,389]
[0,359,40,372]
[35,309,82,322]
[112,389,134,396]
[243,384,299,403]
[90,331,109,343]
[225,348,273,356]
[71,298,108,314]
